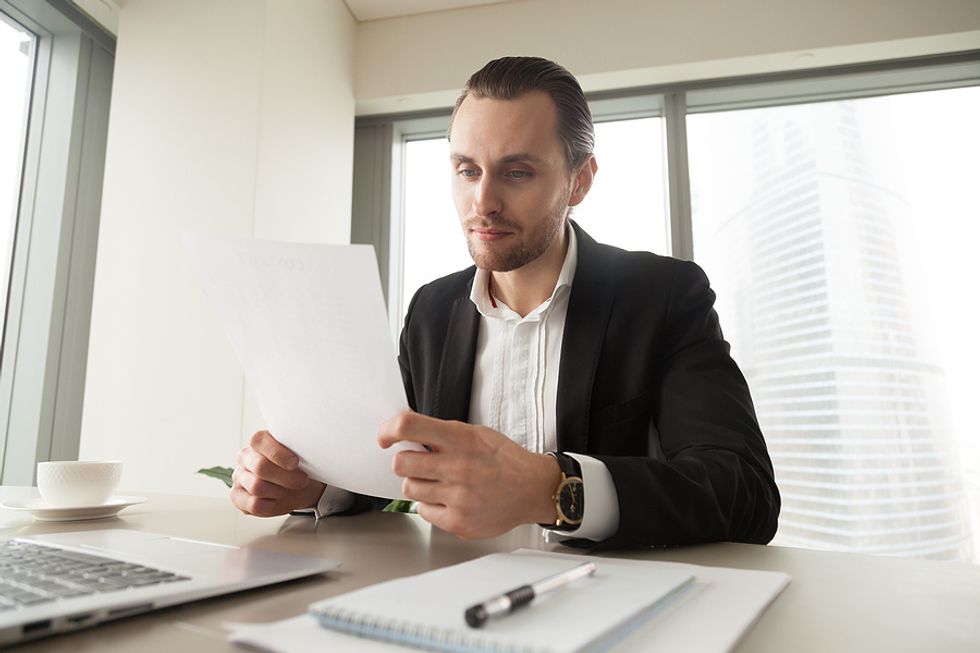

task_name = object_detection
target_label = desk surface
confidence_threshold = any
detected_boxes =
[1,487,977,652]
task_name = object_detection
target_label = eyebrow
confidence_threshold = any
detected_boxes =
[450,152,545,165]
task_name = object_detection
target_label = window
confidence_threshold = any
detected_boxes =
[398,107,668,321]
[352,56,980,564]
[688,87,980,561]
[401,137,471,315]
[0,15,33,350]
[563,116,668,255]
[0,0,114,483]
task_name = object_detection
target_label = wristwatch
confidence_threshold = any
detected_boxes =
[545,452,584,531]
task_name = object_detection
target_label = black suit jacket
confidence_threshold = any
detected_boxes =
[387,221,779,547]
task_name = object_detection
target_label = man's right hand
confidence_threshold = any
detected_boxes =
[231,430,325,517]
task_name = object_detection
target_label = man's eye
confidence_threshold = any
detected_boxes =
[507,170,532,179]
[458,169,479,178]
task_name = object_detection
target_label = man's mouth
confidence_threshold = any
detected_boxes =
[471,227,512,242]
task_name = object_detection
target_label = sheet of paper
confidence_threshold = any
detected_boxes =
[183,233,421,499]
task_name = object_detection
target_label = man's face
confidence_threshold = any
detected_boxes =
[449,91,587,272]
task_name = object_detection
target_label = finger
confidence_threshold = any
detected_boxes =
[401,477,448,505]
[391,450,444,481]
[378,412,467,451]
[230,485,278,517]
[418,503,481,539]
[249,430,300,470]
[416,502,458,534]
[236,447,250,467]
[241,449,310,490]
[235,469,289,500]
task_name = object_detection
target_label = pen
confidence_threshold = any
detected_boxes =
[464,561,597,628]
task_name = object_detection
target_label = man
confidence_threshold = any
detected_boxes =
[231,57,780,548]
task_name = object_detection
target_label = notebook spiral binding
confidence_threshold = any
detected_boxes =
[313,606,549,653]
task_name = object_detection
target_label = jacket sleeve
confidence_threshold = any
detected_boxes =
[591,261,780,548]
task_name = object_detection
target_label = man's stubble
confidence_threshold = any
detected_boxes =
[463,188,572,273]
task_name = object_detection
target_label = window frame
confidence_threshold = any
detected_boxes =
[0,0,114,484]
[352,94,668,340]
[352,52,980,339]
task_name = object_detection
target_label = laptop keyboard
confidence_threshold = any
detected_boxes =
[0,540,190,611]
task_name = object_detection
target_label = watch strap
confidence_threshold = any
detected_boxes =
[548,451,582,479]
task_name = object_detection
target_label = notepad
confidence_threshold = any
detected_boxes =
[308,552,696,653]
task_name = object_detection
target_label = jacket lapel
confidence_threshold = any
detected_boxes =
[432,293,480,422]
[557,221,615,453]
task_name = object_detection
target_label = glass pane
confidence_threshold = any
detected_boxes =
[688,86,980,563]
[0,16,34,353]
[572,118,668,254]
[402,138,472,317]
[401,117,669,318]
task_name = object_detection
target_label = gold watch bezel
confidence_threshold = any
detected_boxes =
[552,473,584,527]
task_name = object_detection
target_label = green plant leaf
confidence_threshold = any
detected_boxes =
[197,466,234,488]
[382,499,418,513]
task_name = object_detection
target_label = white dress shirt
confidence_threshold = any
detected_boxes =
[312,226,620,542]
[467,226,618,541]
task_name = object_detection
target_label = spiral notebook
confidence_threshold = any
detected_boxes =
[307,551,696,653]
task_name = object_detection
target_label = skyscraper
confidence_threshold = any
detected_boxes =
[702,100,973,560]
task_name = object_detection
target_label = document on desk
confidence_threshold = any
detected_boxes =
[309,551,695,653]
[228,549,791,653]
[182,233,421,499]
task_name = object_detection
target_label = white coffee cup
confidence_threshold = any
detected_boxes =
[36,461,123,508]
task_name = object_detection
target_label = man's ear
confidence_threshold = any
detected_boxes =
[568,155,598,207]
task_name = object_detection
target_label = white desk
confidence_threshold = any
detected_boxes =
[1,487,978,651]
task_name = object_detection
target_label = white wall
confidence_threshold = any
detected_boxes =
[78,0,977,497]
[354,0,980,114]
[80,0,356,496]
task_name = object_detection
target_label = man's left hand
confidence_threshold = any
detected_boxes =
[378,411,561,539]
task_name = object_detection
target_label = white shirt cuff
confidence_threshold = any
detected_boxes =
[295,485,355,520]
[546,454,619,542]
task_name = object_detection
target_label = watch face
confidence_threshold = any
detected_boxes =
[558,478,584,524]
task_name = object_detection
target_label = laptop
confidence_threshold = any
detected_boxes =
[0,528,339,645]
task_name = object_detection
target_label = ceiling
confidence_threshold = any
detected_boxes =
[343,0,515,22]
[69,0,518,37]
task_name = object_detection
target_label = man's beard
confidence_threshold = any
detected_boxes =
[463,197,569,272]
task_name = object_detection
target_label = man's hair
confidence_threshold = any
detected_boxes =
[449,56,594,170]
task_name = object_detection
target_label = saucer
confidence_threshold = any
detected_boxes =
[0,496,147,522]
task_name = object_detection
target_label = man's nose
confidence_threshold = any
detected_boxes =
[472,175,502,218]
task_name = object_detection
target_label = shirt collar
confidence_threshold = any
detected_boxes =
[469,223,578,320]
